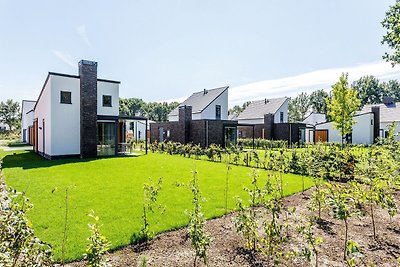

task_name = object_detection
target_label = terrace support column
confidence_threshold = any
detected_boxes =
[79,60,98,158]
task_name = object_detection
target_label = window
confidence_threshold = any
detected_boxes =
[280,111,284,123]
[103,95,112,107]
[60,91,72,104]
[216,105,221,120]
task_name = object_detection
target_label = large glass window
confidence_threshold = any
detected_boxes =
[216,105,221,120]
[97,122,116,156]
[103,95,112,107]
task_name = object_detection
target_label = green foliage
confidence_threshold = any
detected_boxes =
[382,0,400,66]
[326,73,361,145]
[228,101,251,117]
[351,75,387,106]
[288,92,310,122]
[0,99,21,131]
[187,170,210,266]
[297,217,323,267]
[141,178,163,241]
[0,176,53,266]
[83,210,111,267]
[309,89,329,114]
[346,240,363,267]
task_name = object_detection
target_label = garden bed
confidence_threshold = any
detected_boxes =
[68,189,400,267]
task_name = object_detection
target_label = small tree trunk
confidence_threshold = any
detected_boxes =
[343,219,348,261]
[370,205,376,240]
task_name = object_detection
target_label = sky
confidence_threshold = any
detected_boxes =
[0,0,399,107]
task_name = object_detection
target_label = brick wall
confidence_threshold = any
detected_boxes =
[79,60,98,158]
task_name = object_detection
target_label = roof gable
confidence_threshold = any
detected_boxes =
[360,102,400,123]
[169,86,228,116]
[237,97,288,120]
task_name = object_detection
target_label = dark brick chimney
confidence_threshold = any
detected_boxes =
[264,113,274,139]
[179,105,192,143]
[79,60,98,158]
[371,106,380,143]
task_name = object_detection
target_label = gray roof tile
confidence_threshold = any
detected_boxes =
[360,102,400,122]
[237,97,288,120]
[169,86,228,116]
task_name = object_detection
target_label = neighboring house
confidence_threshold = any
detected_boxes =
[302,113,326,143]
[168,87,228,121]
[22,60,147,159]
[235,97,306,144]
[0,123,9,132]
[314,110,379,145]
[21,100,36,143]
[360,97,400,141]
[150,87,238,147]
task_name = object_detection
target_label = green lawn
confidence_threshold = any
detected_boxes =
[1,150,313,262]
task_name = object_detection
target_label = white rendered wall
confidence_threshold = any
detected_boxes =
[168,114,177,122]
[97,81,119,116]
[21,101,35,142]
[274,100,289,123]
[380,121,400,141]
[50,75,81,156]
[352,114,374,144]
[315,113,374,144]
[237,118,264,125]
[200,89,228,120]
[34,78,52,155]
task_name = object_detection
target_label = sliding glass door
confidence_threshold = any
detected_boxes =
[97,122,116,156]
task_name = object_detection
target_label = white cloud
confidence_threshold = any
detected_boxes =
[160,96,187,104]
[229,61,400,106]
[77,25,92,48]
[51,50,76,68]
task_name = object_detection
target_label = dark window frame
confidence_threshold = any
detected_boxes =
[216,105,221,120]
[60,91,72,104]
[280,111,284,123]
[102,95,112,107]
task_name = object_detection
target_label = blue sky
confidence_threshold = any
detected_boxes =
[0,0,399,106]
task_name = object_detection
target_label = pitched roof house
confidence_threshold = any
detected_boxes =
[236,97,289,124]
[168,86,229,121]
[151,86,237,147]
[22,60,147,159]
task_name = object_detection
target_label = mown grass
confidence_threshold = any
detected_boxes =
[1,150,313,262]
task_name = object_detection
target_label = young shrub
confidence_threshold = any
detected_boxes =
[83,210,111,267]
[346,239,363,267]
[0,185,53,267]
[234,169,265,254]
[141,177,163,242]
[326,183,359,262]
[297,216,323,267]
[187,170,210,267]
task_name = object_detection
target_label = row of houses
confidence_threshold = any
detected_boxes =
[21,60,400,159]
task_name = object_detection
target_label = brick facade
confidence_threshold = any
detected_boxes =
[79,60,98,158]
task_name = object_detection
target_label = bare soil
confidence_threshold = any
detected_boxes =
[68,189,400,267]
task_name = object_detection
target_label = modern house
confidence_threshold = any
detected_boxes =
[360,97,400,141]
[150,86,238,147]
[21,100,36,143]
[22,60,147,159]
[302,113,326,143]
[235,97,306,144]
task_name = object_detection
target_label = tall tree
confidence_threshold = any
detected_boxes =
[382,79,400,102]
[351,75,387,106]
[382,0,400,66]
[326,73,361,146]
[228,101,251,117]
[309,89,329,114]
[119,98,146,116]
[288,92,310,122]
[0,99,20,131]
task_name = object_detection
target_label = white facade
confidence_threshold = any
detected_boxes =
[273,100,289,123]
[315,113,374,145]
[197,88,228,120]
[21,100,36,142]
[0,123,9,132]
[380,121,400,141]
[303,113,326,143]
[24,70,121,158]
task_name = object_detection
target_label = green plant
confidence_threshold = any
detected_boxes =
[141,177,163,242]
[0,172,53,266]
[346,239,363,267]
[83,210,111,267]
[297,216,323,267]
[187,170,210,267]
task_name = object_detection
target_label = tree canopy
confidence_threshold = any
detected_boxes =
[309,89,329,114]
[326,73,361,146]
[119,98,179,122]
[288,92,310,122]
[382,0,400,66]
[0,99,20,131]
